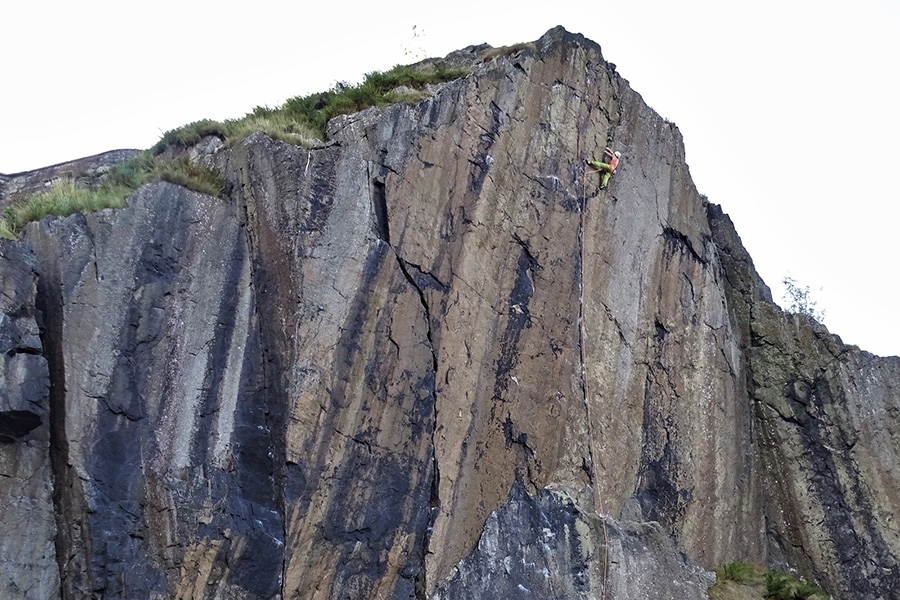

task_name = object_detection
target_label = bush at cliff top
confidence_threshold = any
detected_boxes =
[152,63,467,155]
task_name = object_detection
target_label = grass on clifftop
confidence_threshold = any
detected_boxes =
[709,562,830,600]
[0,153,224,239]
[0,182,130,239]
[152,63,467,155]
[1,62,467,240]
[479,42,537,62]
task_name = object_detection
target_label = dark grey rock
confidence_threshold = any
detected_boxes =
[0,240,56,599]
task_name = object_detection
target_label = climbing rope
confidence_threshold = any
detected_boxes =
[580,164,610,600]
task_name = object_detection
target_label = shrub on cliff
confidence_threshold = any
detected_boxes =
[782,276,826,322]
[150,111,321,156]
[764,571,828,600]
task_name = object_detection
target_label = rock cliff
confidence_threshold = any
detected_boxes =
[1,26,898,600]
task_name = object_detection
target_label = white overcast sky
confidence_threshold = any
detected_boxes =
[3,0,899,356]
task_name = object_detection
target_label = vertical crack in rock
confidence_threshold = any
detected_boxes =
[634,328,690,537]
[575,182,612,600]
[34,242,91,596]
[394,253,440,600]
[371,177,391,245]
[576,180,598,495]
[502,415,537,486]
[372,178,442,599]
[385,254,439,375]
[198,224,284,598]
[467,101,503,196]
[417,414,441,600]
[231,182,292,599]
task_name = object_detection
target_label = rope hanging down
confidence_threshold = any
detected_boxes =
[579,165,610,600]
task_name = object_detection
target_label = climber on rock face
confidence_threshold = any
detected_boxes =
[587,147,620,189]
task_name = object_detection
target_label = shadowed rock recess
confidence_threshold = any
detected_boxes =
[0,26,897,600]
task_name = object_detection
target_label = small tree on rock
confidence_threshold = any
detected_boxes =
[782,276,825,322]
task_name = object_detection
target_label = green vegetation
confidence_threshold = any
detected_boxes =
[0,152,224,239]
[764,571,829,600]
[710,562,830,600]
[102,151,223,197]
[1,181,129,239]
[151,110,321,156]
[1,62,468,239]
[716,562,768,586]
[152,63,467,155]
[782,276,826,322]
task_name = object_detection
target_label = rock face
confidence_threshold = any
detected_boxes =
[709,206,900,599]
[431,483,715,600]
[27,183,280,599]
[0,241,55,599]
[0,26,898,600]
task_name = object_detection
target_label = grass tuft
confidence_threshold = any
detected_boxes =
[765,571,828,600]
[1,181,130,238]
[151,119,228,155]
[1,152,225,238]
[0,222,16,240]
[155,157,225,198]
[709,562,830,600]
[716,562,767,586]
[480,42,536,62]
[153,64,468,156]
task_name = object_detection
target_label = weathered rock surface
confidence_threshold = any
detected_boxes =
[0,241,56,599]
[709,205,900,600]
[431,482,715,599]
[0,25,897,600]
[27,183,281,599]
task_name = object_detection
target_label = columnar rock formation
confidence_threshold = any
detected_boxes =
[0,26,897,600]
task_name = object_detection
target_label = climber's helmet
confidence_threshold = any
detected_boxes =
[614,151,621,158]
